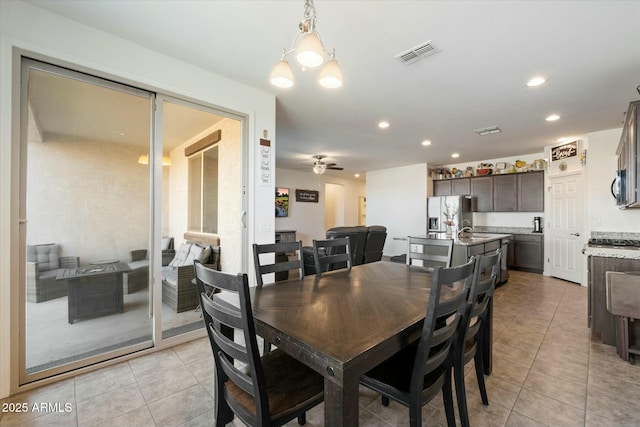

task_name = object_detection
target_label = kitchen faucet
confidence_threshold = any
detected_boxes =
[458,226,473,236]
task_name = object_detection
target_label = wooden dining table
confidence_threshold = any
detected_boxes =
[250,260,491,427]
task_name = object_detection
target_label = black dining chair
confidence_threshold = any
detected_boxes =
[194,261,324,427]
[252,241,304,353]
[453,250,502,427]
[359,258,476,427]
[253,241,304,286]
[312,236,351,277]
[406,237,454,270]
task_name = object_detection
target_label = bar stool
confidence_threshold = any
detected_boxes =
[606,271,640,363]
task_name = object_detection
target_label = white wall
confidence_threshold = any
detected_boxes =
[585,128,640,233]
[367,164,428,257]
[0,1,275,398]
[274,169,366,246]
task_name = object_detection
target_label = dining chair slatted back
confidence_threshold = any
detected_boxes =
[453,250,502,427]
[406,237,454,270]
[194,261,324,427]
[360,258,475,427]
[253,241,304,287]
[252,241,304,353]
[312,237,351,277]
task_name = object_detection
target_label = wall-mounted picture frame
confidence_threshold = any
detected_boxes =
[551,140,578,161]
[295,189,319,203]
[275,187,289,217]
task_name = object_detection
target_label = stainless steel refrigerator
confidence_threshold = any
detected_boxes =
[427,195,472,233]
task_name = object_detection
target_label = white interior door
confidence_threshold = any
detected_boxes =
[548,172,585,283]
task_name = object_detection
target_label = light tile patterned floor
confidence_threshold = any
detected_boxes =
[2,270,640,426]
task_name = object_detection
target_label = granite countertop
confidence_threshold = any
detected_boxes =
[455,233,512,246]
[582,244,640,260]
[421,232,512,246]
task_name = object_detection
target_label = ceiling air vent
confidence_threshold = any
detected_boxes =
[395,41,440,65]
[474,126,502,136]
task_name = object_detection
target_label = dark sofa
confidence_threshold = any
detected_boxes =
[303,225,387,275]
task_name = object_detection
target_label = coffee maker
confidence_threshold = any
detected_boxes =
[533,216,543,233]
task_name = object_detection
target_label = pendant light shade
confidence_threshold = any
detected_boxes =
[270,0,342,89]
[318,56,343,88]
[296,32,325,68]
[270,59,294,88]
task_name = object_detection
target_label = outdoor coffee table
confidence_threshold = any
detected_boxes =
[57,262,130,324]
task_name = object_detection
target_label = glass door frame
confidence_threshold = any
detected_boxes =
[17,55,249,386]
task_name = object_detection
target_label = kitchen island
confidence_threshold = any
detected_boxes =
[416,232,512,284]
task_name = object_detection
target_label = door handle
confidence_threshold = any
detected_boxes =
[571,233,580,237]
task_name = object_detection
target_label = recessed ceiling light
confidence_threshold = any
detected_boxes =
[546,114,560,122]
[354,173,360,178]
[378,121,390,129]
[421,140,432,146]
[451,153,460,158]
[526,76,546,87]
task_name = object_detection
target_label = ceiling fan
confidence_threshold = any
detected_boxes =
[311,155,343,174]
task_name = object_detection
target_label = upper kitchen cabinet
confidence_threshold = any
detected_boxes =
[493,175,517,212]
[518,171,544,211]
[433,170,544,212]
[471,176,493,212]
[433,178,470,196]
[433,179,452,196]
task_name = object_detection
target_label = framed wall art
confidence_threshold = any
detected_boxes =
[295,189,319,203]
[275,187,289,217]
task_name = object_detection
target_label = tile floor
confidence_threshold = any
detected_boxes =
[2,270,640,426]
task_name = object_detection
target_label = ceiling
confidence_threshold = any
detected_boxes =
[27,0,640,175]
[28,68,225,150]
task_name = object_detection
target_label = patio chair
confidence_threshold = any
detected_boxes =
[162,242,220,312]
[26,243,79,303]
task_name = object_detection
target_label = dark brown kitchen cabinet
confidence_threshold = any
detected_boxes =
[493,175,517,212]
[471,176,493,212]
[512,234,543,273]
[433,178,470,196]
[452,178,471,195]
[433,180,451,196]
[589,256,640,346]
[518,171,544,211]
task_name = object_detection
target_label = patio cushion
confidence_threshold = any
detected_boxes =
[26,244,60,271]
[128,259,149,271]
[169,242,211,267]
[169,243,193,267]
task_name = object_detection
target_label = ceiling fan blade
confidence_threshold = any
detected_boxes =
[327,166,344,170]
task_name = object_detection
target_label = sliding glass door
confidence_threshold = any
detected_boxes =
[157,96,244,339]
[19,59,246,384]
[20,60,155,383]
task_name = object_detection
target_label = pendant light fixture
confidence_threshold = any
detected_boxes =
[270,0,343,89]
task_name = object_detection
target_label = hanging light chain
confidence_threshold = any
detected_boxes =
[299,0,317,33]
